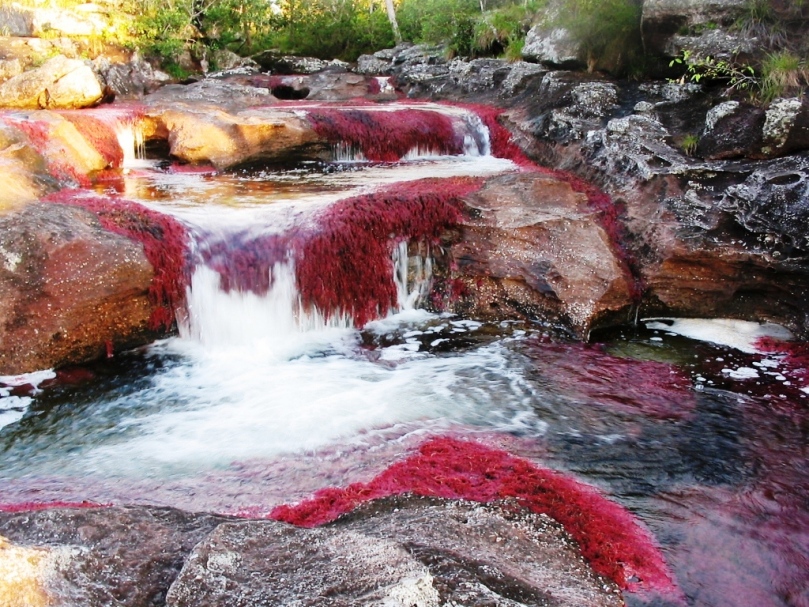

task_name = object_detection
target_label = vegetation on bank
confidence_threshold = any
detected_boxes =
[5,0,808,100]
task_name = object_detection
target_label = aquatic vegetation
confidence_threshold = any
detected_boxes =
[271,436,679,595]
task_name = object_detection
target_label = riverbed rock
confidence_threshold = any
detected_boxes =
[522,25,583,69]
[0,203,155,374]
[0,123,53,211]
[0,506,227,607]
[167,496,622,607]
[439,172,635,337]
[0,55,104,109]
[641,0,748,56]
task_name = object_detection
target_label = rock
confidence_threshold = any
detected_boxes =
[521,25,583,69]
[355,53,392,75]
[0,123,53,211]
[0,5,34,37]
[697,100,765,159]
[154,106,324,168]
[440,172,635,337]
[663,29,756,60]
[500,61,547,96]
[761,97,809,158]
[0,58,24,83]
[447,58,512,94]
[0,506,226,607]
[0,203,155,374]
[641,0,748,55]
[144,78,271,109]
[0,534,70,607]
[0,55,104,109]
[166,496,622,607]
[252,52,349,75]
[208,49,257,73]
[94,56,172,99]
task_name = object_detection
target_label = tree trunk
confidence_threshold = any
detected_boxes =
[384,0,402,44]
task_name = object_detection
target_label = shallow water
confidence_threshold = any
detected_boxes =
[2,154,808,606]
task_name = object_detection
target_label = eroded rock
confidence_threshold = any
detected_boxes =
[439,172,635,337]
[522,25,583,69]
[0,203,155,374]
[0,55,104,110]
[0,506,226,607]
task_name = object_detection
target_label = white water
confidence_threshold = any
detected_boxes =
[114,121,153,170]
[643,318,794,353]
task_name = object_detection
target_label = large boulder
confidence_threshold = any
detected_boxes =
[0,506,226,607]
[439,172,635,337]
[167,497,622,607]
[0,55,104,109]
[521,25,583,69]
[0,203,155,374]
[0,123,53,211]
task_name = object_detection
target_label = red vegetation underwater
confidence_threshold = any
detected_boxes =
[43,190,189,331]
[270,436,680,597]
[306,107,465,161]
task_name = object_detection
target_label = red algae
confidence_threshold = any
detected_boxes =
[270,436,679,595]
[59,112,123,168]
[305,108,465,161]
[43,190,189,331]
[294,177,483,326]
[7,117,92,187]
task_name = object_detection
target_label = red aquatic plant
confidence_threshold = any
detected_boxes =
[306,108,464,161]
[0,500,110,513]
[43,190,189,331]
[294,177,483,326]
[271,436,679,595]
[59,112,123,168]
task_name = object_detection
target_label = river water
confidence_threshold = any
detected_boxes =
[1,119,807,606]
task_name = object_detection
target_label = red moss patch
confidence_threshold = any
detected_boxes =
[306,108,465,161]
[295,177,483,326]
[59,112,123,168]
[43,190,189,331]
[271,436,678,595]
[7,117,91,187]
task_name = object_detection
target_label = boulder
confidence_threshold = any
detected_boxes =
[94,56,172,99]
[0,55,104,109]
[760,96,809,158]
[167,496,622,607]
[641,0,748,55]
[355,53,392,75]
[252,51,349,75]
[521,25,583,69]
[0,123,53,211]
[154,106,325,168]
[0,203,155,374]
[0,506,226,607]
[0,58,24,84]
[439,172,635,337]
[697,100,765,159]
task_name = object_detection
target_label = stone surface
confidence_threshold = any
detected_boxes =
[153,106,324,168]
[0,123,52,211]
[698,100,765,159]
[253,51,349,75]
[0,506,226,607]
[166,496,622,607]
[94,56,172,99]
[440,172,634,337]
[641,0,748,55]
[0,55,104,109]
[522,25,583,69]
[0,203,155,374]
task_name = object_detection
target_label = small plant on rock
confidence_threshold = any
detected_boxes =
[680,133,700,156]
[670,50,759,97]
[760,50,808,102]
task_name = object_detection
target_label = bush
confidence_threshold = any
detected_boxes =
[760,50,808,102]
[553,0,642,74]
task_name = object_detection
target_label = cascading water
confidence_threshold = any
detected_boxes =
[1,103,808,607]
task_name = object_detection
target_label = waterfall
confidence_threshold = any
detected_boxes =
[393,240,434,310]
[114,120,147,170]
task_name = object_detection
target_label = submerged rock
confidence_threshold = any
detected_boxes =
[0,203,155,374]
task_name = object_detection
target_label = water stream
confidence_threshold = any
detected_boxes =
[1,116,808,606]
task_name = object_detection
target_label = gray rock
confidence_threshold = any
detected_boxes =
[355,53,392,75]
[95,56,172,99]
[521,25,583,69]
[208,49,258,74]
[0,58,23,83]
[0,5,34,36]
[0,506,227,607]
[166,496,623,607]
[0,55,103,109]
[253,52,349,75]
[500,61,547,96]
[664,29,756,60]
[698,100,765,159]
[761,97,809,158]
[641,0,748,55]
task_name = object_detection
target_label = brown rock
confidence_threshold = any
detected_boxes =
[441,173,635,337]
[0,55,104,110]
[0,203,154,374]
[156,106,325,169]
[0,124,51,212]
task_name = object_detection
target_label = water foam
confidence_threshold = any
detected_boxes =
[643,318,794,353]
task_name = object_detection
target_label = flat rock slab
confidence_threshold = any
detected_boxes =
[168,496,623,607]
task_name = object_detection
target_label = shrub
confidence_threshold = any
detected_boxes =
[760,50,808,102]
[553,0,642,74]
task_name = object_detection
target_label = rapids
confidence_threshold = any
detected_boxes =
[1,109,808,607]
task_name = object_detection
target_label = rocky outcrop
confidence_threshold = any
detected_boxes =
[0,3,110,38]
[0,122,53,211]
[0,506,227,607]
[0,203,155,374]
[439,172,635,337]
[0,497,621,607]
[521,25,583,69]
[0,55,104,109]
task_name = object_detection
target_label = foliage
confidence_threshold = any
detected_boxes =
[680,133,700,156]
[669,50,759,96]
[473,1,540,56]
[552,0,642,74]
[732,0,787,49]
[760,50,808,102]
